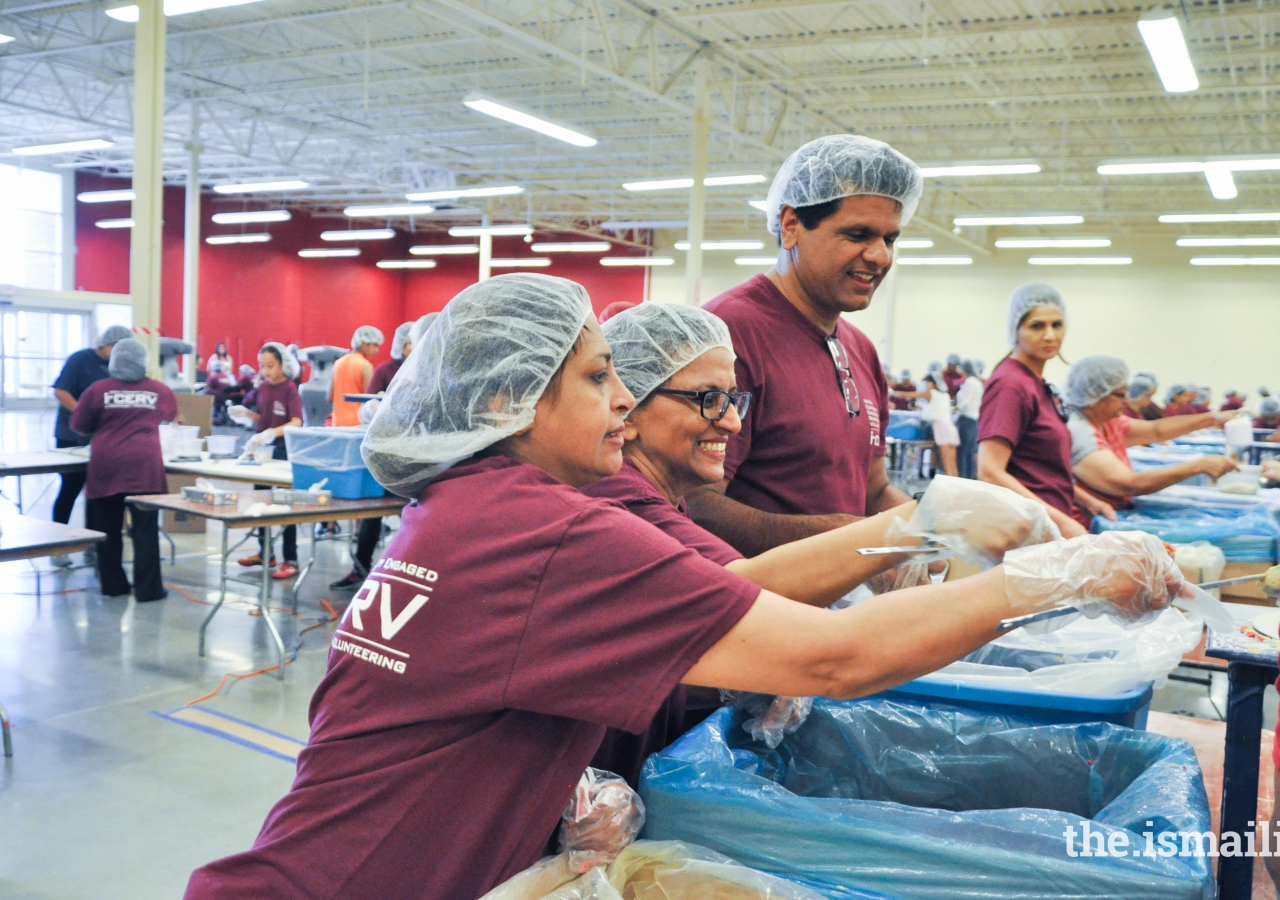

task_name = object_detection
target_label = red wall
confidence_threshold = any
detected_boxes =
[74,172,646,370]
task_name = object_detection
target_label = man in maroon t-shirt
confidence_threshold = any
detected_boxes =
[688,134,922,556]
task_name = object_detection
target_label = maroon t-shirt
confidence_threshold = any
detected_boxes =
[69,377,177,499]
[943,369,966,399]
[252,378,302,433]
[704,275,889,517]
[184,455,758,900]
[977,357,1074,515]
[368,358,403,395]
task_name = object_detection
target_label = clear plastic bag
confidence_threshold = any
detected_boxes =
[558,768,646,874]
[719,692,814,749]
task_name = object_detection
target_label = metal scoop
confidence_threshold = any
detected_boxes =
[856,541,946,557]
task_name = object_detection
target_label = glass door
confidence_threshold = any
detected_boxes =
[0,308,91,408]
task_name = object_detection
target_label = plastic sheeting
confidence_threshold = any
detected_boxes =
[1093,504,1280,562]
[283,425,368,471]
[640,699,1213,900]
[479,840,837,900]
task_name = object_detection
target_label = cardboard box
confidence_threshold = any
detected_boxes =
[163,473,206,533]
[1218,561,1276,606]
[175,393,213,438]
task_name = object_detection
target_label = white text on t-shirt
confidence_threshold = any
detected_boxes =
[104,390,158,410]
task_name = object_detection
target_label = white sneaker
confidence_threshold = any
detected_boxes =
[51,554,73,568]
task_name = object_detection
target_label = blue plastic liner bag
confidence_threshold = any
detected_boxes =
[1092,504,1280,562]
[640,698,1213,900]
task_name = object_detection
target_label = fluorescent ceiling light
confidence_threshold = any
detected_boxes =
[489,258,551,268]
[600,257,675,267]
[205,233,271,245]
[463,96,596,147]
[0,33,15,44]
[210,210,290,225]
[94,218,133,229]
[13,138,114,155]
[896,239,934,249]
[320,229,395,241]
[1189,257,1280,266]
[343,203,435,218]
[409,245,480,256]
[405,185,523,202]
[106,0,266,21]
[954,215,1084,226]
[601,220,686,231]
[1159,212,1280,223]
[377,260,437,269]
[1098,161,1207,175]
[674,240,765,251]
[1138,10,1199,93]
[529,242,610,253]
[213,180,308,194]
[995,237,1112,248]
[77,189,135,203]
[895,256,973,266]
[1177,236,1280,247]
[299,248,360,258]
[748,200,768,211]
[919,162,1040,177]
[1027,256,1133,266]
[1203,164,1238,200]
[448,224,532,237]
[624,175,765,192]
[735,257,776,266]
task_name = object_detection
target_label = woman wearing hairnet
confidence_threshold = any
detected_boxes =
[1123,373,1163,421]
[1256,396,1280,440]
[977,283,1107,538]
[185,274,1189,900]
[328,325,383,426]
[368,321,414,395]
[1064,355,1239,528]
[69,339,178,602]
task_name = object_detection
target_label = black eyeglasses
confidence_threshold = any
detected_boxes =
[651,388,752,422]
[1046,383,1069,422]
[825,336,861,417]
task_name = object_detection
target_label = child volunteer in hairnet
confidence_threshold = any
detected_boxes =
[232,343,303,579]
[584,303,1060,783]
[185,274,1189,900]
[368,321,414,395]
[1065,354,1239,527]
[69,339,178,602]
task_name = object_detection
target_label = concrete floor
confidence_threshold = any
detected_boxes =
[0,407,1274,898]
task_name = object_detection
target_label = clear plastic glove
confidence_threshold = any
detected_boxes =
[883,475,1061,567]
[557,768,645,874]
[244,431,272,452]
[719,691,814,749]
[227,405,256,428]
[1002,530,1187,624]
[864,562,932,595]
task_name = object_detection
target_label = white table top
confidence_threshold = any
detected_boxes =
[163,452,293,486]
[0,449,91,476]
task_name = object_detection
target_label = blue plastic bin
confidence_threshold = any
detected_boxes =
[879,677,1153,729]
[290,462,383,499]
[640,699,1214,900]
[284,426,383,499]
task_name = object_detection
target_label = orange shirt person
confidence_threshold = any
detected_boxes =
[329,326,384,426]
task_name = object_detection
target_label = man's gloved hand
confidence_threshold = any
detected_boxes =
[719,691,814,749]
[557,768,645,874]
[1002,530,1187,624]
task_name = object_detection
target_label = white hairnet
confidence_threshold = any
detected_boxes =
[960,359,980,378]
[765,134,923,238]
[1166,384,1187,404]
[946,353,961,366]
[95,324,133,349]
[108,338,148,382]
[602,303,735,405]
[352,325,384,351]
[1065,355,1128,409]
[261,342,300,380]
[390,321,414,361]
[239,364,255,378]
[361,273,594,498]
[1128,374,1155,400]
[1006,282,1067,345]
[1261,396,1280,416]
[1260,386,1271,396]
[408,313,439,348]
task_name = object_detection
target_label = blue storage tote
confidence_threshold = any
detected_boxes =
[879,677,1153,729]
[1092,504,1280,562]
[640,699,1214,900]
[284,426,383,499]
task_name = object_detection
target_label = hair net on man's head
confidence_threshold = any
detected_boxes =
[361,273,595,498]
[408,313,439,348]
[1128,374,1155,400]
[1260,396,1280,416]
[352,325,384,351]
[765,134,923,238]
[96,324,133,349]
[108,338,148,382]
[603,303,734,406]
[946,353,961,366]
[261,342,300,380]
[390,321,414,361]
[1065,355,1128,409]
[1006,282,1067,345]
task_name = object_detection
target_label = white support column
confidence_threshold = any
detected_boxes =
[478,234,492,281]
[130,0,166,372]
[683,60,710,306]
[182,103,201,383]
[877,264,899,370]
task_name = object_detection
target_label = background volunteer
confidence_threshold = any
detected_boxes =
[328,325,383,426]
[187,272,1183,900]
[1123,373,1163,420]
[69,339,177,602]
[689,134,921,556]
[891,372,960,478]
[955,359,984,479]
[368,321,413,395]
[49,324,133,564]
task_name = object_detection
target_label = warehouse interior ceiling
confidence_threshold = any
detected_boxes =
[0,0,1277,243]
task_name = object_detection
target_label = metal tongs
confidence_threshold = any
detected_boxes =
[856,541,946,557]
[996,572,1270,632]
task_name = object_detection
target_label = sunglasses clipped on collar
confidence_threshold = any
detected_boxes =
[1045,383,1069,422]
[825,336,861,417]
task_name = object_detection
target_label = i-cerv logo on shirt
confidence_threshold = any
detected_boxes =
[865,399,881,446]
[330,558,438,675]
[104,390,159,409]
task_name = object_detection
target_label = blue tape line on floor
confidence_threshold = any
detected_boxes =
[153,705,306,763]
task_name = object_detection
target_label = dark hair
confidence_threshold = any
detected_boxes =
[538,327,588,405]
[260,345,283,366]
[793,198,844,232]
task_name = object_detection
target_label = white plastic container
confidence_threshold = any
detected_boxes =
[206,434,238,456]
[1217,465,1262,495]
[173,437,204,458]
[1225,416,1253,447]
